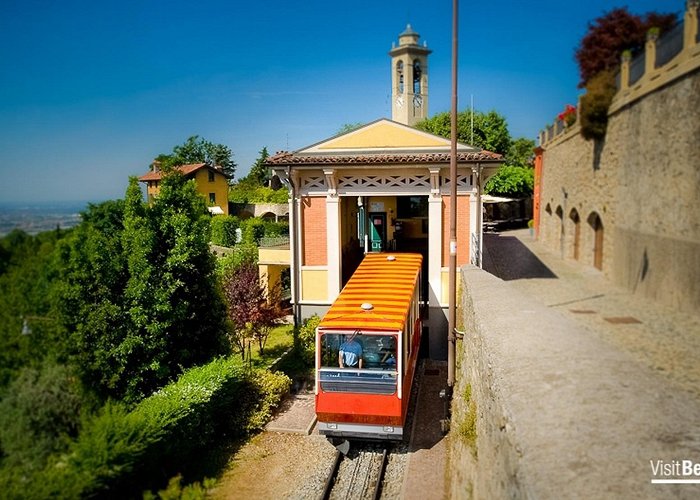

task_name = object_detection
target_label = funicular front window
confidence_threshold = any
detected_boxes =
[319,332,398,395]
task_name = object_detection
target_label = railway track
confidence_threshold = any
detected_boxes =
[319,446,389,500]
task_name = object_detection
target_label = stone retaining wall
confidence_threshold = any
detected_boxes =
[538,66,700,313]
[537,1,700,314]
[447,265,700,499]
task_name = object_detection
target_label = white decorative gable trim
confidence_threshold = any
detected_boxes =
[297,168,476,196]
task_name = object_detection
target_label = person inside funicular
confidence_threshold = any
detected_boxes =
[338,330,363,368]
[379,336,397,368]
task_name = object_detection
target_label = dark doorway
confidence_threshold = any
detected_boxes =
[588,213,604,270]
[570,209,581,260]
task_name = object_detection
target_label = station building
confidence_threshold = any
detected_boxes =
[264,26,502,357]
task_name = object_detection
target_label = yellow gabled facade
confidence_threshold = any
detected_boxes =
[139,163,230,215]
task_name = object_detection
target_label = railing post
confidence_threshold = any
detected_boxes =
[645,31,658,76]
[685,0,699,48]
[620,51,631,90]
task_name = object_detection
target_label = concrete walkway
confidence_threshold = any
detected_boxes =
[402,360,448,500]
[483,229,700,399]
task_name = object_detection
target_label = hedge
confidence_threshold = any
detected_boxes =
[2,357,291,499]
[210,216,241,247]
[210,216,288,248]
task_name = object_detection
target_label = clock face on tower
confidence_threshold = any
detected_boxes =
[396,95,405,108]
[413,94,423,108]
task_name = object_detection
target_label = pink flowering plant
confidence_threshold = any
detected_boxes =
[558,104,577,126]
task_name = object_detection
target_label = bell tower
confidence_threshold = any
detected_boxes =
[389,25,431,126]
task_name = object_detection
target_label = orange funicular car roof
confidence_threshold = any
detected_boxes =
[318,253,422,332]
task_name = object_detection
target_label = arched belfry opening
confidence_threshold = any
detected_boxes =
[413,59,422,94]
[397,60,404,94]
[390,24,431,126]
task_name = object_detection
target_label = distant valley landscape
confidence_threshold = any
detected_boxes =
[0,201,89,236]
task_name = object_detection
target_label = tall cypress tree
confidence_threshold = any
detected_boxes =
[56,175,228,404]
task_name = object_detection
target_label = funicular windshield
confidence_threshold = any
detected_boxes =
[319,331,398,395]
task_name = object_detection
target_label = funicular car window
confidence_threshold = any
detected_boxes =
[319,332,398,395]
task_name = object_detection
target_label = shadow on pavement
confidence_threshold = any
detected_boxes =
[483,233,557,281]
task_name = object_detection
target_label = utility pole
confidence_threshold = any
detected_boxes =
[447,0,459,389]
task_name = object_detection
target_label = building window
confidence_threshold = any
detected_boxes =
[209,193,216,204]
[208,170,215,182]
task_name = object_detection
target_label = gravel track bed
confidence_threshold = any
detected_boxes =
[214,359,427,499]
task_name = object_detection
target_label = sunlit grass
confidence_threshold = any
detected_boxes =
[245,324,294,368]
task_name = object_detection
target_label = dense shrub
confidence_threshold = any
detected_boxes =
[295,315,320,367]
[239,218,266,245]
[5,357,291,499]
[262,221,289,238]
[144,475,215,500]
[243,370,292,432]
[228,183,288,204]
[0,362,83,470]
[210,215,241,247]
[212,216,287,248]
[215,245,259,277]
[579,70,617,140]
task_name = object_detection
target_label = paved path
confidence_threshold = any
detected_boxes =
[402,360,448,500]
[484,228,700,400]
[265,384,317,435]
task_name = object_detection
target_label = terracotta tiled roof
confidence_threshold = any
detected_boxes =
[265,150,502,166]
[138,163,227,182]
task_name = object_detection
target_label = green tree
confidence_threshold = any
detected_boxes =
[55,177,228,403]
[336,122,365,135]
[53,202,131,401]
[120,174,229,401]
[484,166,534,198]
[80,199,125,233]
[0,230,67,388]
[245,147,271,185]
[156,135,237,181]
[415,109,512,155]
[0,362,83,470]
[417,108,537,198]
[506,137,535,168]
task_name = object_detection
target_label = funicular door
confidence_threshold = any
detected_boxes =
[368,212,386,252]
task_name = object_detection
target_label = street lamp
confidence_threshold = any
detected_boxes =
[20,315,52,335]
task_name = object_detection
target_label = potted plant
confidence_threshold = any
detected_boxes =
[557,104,577,127]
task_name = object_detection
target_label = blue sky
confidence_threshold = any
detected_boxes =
[0,0,682,203]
